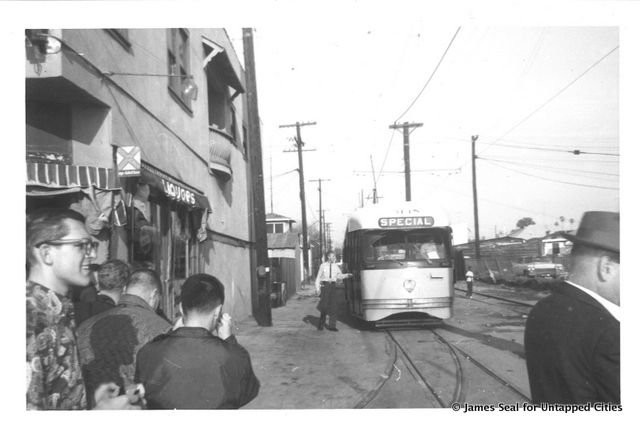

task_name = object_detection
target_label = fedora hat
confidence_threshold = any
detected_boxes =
[562,211,619,253]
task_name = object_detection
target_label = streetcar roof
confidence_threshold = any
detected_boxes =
[346,202,451,232]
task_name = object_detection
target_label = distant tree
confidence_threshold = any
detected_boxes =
[516,217,536,229]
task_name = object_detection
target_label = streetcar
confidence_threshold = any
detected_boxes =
[341,202,455,327]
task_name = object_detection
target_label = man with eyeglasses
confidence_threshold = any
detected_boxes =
[26,208,140,410]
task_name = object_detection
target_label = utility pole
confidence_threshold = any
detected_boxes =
[471,135,481,260]
[309,178,330,259]
[369,155,378,204]
[280,121,316,282]
[243,28,271,326]
[325,222,333,250]
[269,149,273,214]
[389,121,423,201]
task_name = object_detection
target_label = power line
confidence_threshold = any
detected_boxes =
[395,26,462,123]
[484,159,619,190]
[477,156,619,178]
[479,44,619,155]
[478,141,619,156]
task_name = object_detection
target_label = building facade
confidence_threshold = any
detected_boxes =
[26,28,256,320]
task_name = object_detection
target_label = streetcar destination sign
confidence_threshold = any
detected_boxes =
[378,216,434,228]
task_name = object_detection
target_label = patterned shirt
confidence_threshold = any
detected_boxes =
[26,281,86,410]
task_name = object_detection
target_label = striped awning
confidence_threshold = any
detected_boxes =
[27,162,117,190]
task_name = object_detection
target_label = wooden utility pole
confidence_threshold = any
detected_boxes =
[471,135,481,260]
[280,121,316,282]
[310,178,330,260]
[389,122,423,201]
[369,155,378,204]
[243,28,271,326]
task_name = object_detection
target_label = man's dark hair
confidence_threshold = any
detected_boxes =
[126,268,162,296]
[97,260,131,291]
[26,208,86,268]
[326,250,335,257]
[180,274,225,315]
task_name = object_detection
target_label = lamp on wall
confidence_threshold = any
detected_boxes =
[104,71,198,101]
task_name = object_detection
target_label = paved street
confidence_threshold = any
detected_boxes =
[236,281,548,409]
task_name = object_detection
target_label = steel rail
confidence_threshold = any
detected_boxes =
[385,330,447,408]
[431,329,531,402]
[454,287,536,307]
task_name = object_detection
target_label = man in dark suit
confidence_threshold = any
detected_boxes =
[525,211,619,404]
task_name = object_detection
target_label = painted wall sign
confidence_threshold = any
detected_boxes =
[378,216,435,228]
[162,179,196,207]
[117,146,141,177]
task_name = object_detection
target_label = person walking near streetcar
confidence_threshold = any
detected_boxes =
[315,250,351,332]
[525,211,620,404]
[465,266,474,298]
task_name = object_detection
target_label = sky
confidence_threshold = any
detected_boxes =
[229,24,619,245]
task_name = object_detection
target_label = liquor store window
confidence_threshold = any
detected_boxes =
[126,181,201,319]
[167,28,192,110]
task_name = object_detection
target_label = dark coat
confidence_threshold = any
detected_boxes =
[524,282,619,403]
[74,293,116,326]
[76,294,171,407]
[134,327,260,409]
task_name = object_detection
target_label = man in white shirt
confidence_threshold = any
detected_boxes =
[524,211,619,404]
[314,251,350,331]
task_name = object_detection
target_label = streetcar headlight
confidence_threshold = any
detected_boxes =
[403,279,416,293]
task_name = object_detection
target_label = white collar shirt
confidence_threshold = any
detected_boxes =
[565,280,620,322]
[315,262,342,286]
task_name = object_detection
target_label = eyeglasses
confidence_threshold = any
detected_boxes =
[35,239,99,257]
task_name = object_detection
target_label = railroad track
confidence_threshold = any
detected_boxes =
[359,326,530,408]
[454,287,536,308]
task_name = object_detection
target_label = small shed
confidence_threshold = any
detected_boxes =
[266,213,303,305]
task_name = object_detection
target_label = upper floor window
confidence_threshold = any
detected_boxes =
[167,28,192,109]
[203,37,245,143]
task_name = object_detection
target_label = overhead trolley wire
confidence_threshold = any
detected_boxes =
[378,27,462,183]
[483,159,619,190]
[478,44,619,155]
[394,26,462,123]
[478,141,619,156]
[477,156,619,178]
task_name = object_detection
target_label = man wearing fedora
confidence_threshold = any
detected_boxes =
[525,211,620,404]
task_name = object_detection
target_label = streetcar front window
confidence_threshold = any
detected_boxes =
[361,229,451,268]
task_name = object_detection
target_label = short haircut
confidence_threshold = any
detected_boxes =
[126,268,162,296]
[97,260,131,291]
[26,208,86,268]
[180,274,225,315]
[570,244,620,265]
[326,250,335,257]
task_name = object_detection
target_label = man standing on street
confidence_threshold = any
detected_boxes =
[26,208,140,410]
[135,273,260,409]
[465,266,474,298]
[77,268,170,407]
[315,250,351,332]
[525,211,620,404]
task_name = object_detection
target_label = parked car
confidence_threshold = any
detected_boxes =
[513,256,567,279]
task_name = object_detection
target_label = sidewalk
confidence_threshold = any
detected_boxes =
[235,286,393,409]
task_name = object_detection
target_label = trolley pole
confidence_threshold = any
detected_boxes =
[471,135,481,260]
[389,122,423,201]
[281,121,316,282]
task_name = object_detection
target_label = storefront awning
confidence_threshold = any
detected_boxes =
[27,161,118,191]
[140,163,211,212]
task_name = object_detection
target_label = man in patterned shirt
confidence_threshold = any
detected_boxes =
[26,208,140,410]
